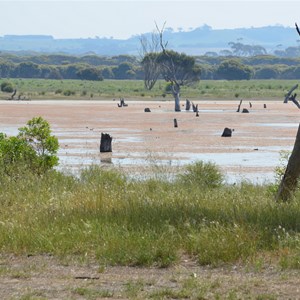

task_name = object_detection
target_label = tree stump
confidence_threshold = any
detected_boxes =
[264,104,267,109]
[174,118,178,128]
[185,99,191,111]
[192,103,198,113]
[117,98,128,107]
[100,133,112,152]
[221,127,232,137]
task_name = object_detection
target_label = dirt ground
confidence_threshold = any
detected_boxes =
[1,254,300,299]
[0,98,299,182]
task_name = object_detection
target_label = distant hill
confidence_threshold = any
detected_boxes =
[0,25,298,56]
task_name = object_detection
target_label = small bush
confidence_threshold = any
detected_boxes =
[176,161,224,189]
[1,81,14,93]
[63,90,75,96]
[0,116,59,177]
[55,89,62,94]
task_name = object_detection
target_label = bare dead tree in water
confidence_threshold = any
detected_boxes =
[276,23,300,201]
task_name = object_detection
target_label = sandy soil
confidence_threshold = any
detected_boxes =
[1,254,300,299]
[0,98,299,182]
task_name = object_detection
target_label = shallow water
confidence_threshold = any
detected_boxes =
[1,99,296,185]
[57,148,285,184]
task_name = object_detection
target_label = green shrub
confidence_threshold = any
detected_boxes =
[0,116,59,176]
[0,81,14,93]
[176,161,224,189]
[63,89,75,96]
[55,88,62,94]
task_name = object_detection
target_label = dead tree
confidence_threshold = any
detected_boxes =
[276,123,300,201]
[192,102,198,113]
[9,89,17,100]
[289,93,300,109]
[284,84,298,103]
[140,22,200,112]
[275,23,300,201]
[236,99,243,112]
[117,98,128,107]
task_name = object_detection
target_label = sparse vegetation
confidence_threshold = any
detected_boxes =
[0,78,298,100]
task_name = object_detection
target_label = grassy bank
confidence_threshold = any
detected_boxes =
[1,163,300,270]
[0,78,298,100]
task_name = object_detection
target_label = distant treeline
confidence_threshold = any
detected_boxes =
[1,53,300,81]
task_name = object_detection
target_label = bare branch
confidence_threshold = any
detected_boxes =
[296,22,300,36]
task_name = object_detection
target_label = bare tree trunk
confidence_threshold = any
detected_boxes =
[174,92,181,112]
[276,123,300,201]
[172,84,181,112]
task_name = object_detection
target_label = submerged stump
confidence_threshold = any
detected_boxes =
[174,118,178,128]
[221,127,233,137]
[100,133,112,152]
[185,99,191,111]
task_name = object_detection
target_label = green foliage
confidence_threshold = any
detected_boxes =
[176,161,224,189]
[76,67,103,81]
[157,50,200,84]
[63,89,75,96]
[0,116,58,176]
[216,59,252,80]
[0,81,14,93]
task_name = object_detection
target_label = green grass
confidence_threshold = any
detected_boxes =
[1,162,300,270]
[0,78,298,100]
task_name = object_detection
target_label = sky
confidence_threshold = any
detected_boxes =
[1,0,300,39]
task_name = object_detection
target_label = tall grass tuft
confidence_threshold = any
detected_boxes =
[176,161,224,189]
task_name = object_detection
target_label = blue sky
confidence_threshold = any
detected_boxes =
[1,1,300,39]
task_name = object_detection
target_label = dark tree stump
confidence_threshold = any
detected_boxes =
[249,102,252,108]
[174,118,178,128]
[242,108,249,113]
[196,111,199,117]
[117,98,128,107]
[144,108,151,112]
[221,127,232,137]
[185,99,191,111]
[264,104,267,109]
[100,133,112,152]
[192,103,198,113]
